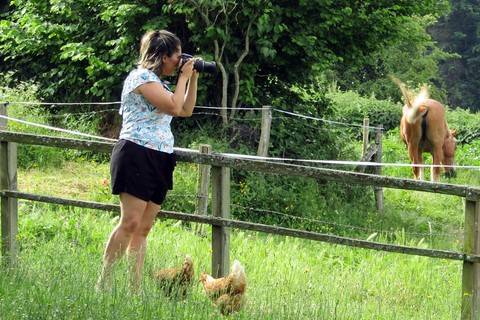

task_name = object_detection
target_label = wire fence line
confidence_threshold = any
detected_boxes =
[2,101,479,171]
[0,114,117,142]
[1,113,479,170]
[0,101,122,106]
[220,151,480,170]
[47,109,119,118]
[230,204,458,239]
[272,108,383,130]
[1,100,379,131]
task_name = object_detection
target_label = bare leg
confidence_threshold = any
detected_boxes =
[96,193,147,291]
[127,201,160,290]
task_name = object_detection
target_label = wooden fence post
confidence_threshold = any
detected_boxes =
[0,103,18,266]
[194,144,211,235]
[462,198,480,319]
[362,117,369,157]
[374,125,384,213]
[211,165,230,277]
[257,106,272,157]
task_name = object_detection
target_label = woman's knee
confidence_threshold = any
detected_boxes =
[119,217,141,234]
[135,221,155,237]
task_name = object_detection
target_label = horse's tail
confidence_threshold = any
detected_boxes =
[390,76,414,107]
[390,76,430,124]
[405,85,429,124]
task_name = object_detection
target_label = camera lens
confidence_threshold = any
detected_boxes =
[180,53,217,74]
[194,60,217,74]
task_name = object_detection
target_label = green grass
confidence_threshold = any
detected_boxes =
[0,155,474,319]
[0,206,462,319]
[2,60,478,319]
[1,108,478,318]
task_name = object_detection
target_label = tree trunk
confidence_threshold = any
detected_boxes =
[230,18,255,120]
[214,39,229,125]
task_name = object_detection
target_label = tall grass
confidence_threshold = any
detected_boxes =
[0,157,471,319]
[0,204,462,319]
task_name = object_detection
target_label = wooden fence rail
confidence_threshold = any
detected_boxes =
[1,129,480,319]
[0,131,478,198]
[1,190,478,263]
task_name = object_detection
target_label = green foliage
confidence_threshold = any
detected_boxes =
[327,88,402,134]
[0,0,163,102]
[268,82,341,160]
[0,0,450,115]
[0,77,111,167]
[168,1,450,108]
[0,75,63,168]
[233,174,326,228]
[162,163,198,214]
[329,14,454,103]
[445,107,480,144]
[232,173,378,237]
[430,0,480,110]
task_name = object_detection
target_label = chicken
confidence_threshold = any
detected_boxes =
[153,255,194,299]
[200,260,246,315]
[215,292,246,315]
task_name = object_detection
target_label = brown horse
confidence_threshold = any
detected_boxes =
[395,80,457,181]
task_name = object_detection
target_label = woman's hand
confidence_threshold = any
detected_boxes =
[179,59,194,79]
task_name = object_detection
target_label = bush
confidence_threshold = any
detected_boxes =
[231,172,377,236]
[445,107,480,144]
[0,74,113,167]
[327,89,402,135]
[268,82,347,160]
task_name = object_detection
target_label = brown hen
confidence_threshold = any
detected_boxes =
[153,255,194,299]
[200,260,246,315]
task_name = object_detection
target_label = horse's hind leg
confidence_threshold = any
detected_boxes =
[408,143,422,180]
[431,145,444,182]
[417,149,424,180]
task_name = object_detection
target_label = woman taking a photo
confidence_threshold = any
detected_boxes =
[96,30,199,291]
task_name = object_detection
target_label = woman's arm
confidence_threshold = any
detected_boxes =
[177,71,199,117]
[136,60,196,117]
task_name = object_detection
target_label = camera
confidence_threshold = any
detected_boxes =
[180,53,217,74]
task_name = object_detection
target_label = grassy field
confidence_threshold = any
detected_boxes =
[2,59,480,319]
[0,146,476,319]
[0,200,462,320]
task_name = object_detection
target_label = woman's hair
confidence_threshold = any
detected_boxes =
[138,30,181,75]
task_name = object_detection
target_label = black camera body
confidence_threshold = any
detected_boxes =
[180,53,217,74]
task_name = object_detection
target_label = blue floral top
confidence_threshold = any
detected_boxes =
[118,68,174,153]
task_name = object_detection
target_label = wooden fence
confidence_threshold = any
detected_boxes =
[1,129,480,319]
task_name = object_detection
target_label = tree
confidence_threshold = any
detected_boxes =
[0,0,172,102]
[330,13,454,103]
[0,0,449,120]
[168,0,450,124]
[166,0,262,124]
[429,0,480,110]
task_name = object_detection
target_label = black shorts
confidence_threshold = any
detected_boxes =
[110,139,176,205]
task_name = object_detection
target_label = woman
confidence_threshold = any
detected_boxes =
[96,30,198,290]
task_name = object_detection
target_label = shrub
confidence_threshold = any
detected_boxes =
[445,107,480,144]
[327,89,402,135]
